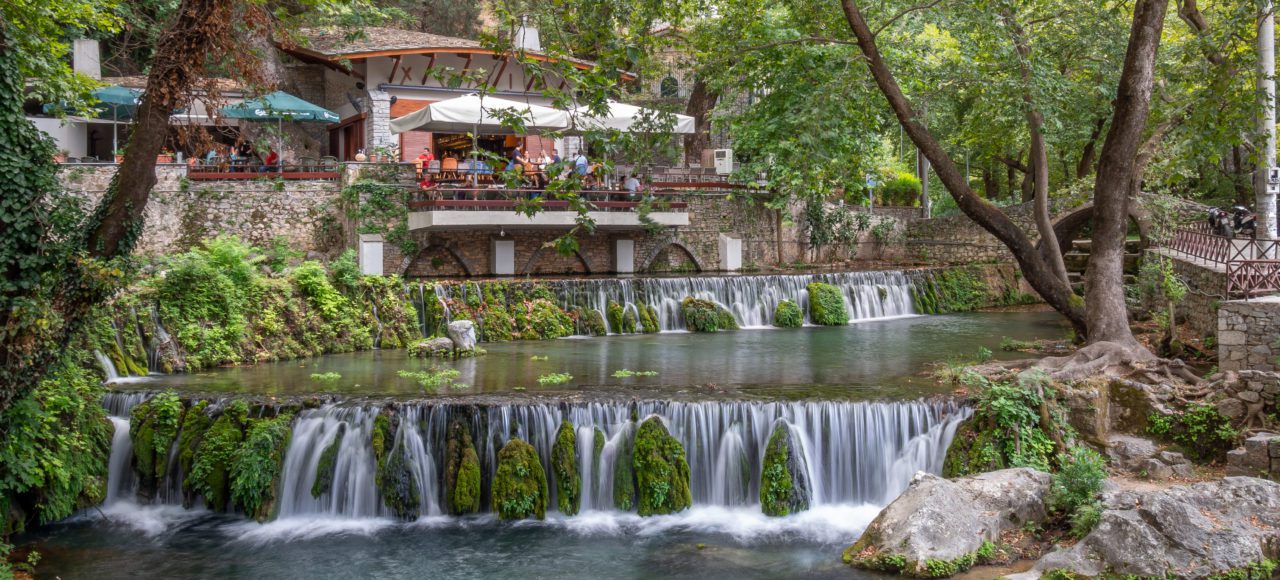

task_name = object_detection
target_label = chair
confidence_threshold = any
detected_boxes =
[441,157,459,181]
[319,156,339,172]
[426,160,441,175]
[297,156,318,172]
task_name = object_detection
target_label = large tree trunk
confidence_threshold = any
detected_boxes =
[1004,10,1070,286]
[683,77,720,166]
[839,0,1087,337]
[1085,0,1168,347]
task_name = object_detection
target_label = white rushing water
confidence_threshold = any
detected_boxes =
[420,271,919,336]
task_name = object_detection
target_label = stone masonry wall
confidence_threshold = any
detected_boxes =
[1146,248,1227,340]
[903,202,1039,264]
[1218,296,1280,372]
[58,164,343,256]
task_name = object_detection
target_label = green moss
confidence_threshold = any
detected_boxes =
[613,424,637,511]
[576,308,608,336]
[806,282,848,325]
[772,300,803,328]
[492,438,548,520]
[444,419,481,515]
[593,428,606,482]
[607,301,626,334]
[376,439,421,520]
[552,420,581,515]
[371,413,391,461]
[1205,559,1279,580]
[622,308,638,334]
[129,391,185,492]
[188,400,249,510]
[482,304,515,342]
[760,424,807,516]
[680,297,739,332]
[633,417,692,516]
[310,424,346,498]
[231,412,294,521]
[516,299,574,340]
[638,304,660,334]
[177,400,212,505]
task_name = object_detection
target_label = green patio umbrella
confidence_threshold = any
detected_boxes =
[220,91,340,171]
[93,86,142,155]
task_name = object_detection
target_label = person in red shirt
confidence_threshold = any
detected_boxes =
[262,148,279,172]
[416,146,438,194]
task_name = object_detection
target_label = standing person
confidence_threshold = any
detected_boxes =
[416,146,435,181]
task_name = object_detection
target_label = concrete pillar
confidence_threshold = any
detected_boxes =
[72,39,101,80]
[614,239,635,273]
[492,239,515,275]
[367,90,393,153]
[359,234,384,276]
[719,234,742,271]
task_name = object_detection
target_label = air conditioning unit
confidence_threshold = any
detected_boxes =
[713,149,733,175]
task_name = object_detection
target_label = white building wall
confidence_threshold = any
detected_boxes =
[30,117,87,157]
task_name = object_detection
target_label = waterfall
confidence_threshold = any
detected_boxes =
[99,394,968,520]
[94,351,121,383]
[418,270,918,336]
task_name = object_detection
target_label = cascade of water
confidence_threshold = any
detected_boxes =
[94,351,121,383]
[147,306,172,374]
[102,396,968,520]
[371,303,384,349]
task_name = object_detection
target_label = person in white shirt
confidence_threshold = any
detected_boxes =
[624,174,641,196]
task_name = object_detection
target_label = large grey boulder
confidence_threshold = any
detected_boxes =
[844,468,1051,575]
[447,320,477,352]
[1024,477,1280,579]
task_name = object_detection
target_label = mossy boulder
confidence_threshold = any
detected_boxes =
[622,308,638,334]
[177,400,212,506]
[129,391,185,497]
[806,282,849,325]
[370,411,419,519]
[772,300,804,328]
[575,308,608,336]
[941,418,1004,478]
[188,399,250,511]
[443,419,481,515]
[230,412,294,521]
[638,304,661,334]
[633,417,692,516]
[613,423,638,511]
[492,438,549,520]
[680,297,739,333]
[607,301,626,334]
[760,423,810,517]
[311,424,346,498]
[552,420,581,515]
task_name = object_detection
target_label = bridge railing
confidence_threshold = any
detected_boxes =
[1163,227,1280,298]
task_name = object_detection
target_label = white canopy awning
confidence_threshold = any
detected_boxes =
[571,100,696,134]
[390,93,571,135]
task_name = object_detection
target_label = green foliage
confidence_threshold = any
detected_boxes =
[376,437,420,520]
[188,400,249,510]
[806,283,848,326]
[613,425,637,511]
[633,417,692,516]
[537,372,573,386]
[398,367,466,392]
[551,421,581,515]
[492,438,548,520]
[638,304,660,334]
[760,424,806,517]
[263,236,304,274]
[0,353,111,535]
[944,375,1055,476]
[481,304,515,342]
[1147,403,1239,461]
[1049,446,1107,538]
[328,249,361,295]
[291,261,349,320]
[444,420,480,515]
[129,391,184,486]
[1069,501,1103,539]
[530,355,549,361]
[1205,559,1279,580]
[516,299,575,340]
[230,412,294,521]
[612,369,658,377]
[772,299,803,328]
[310,372,341,382]
[576,308,608,336]
[310,425,345,498]
[912,268,989,314]
[341,179,415,255]
[680,297,739,332]
[1000,337,1036,352]
[177,400,212,500]
[877,171,922,206]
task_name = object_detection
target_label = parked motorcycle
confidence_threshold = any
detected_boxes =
[1208,206,1257,238]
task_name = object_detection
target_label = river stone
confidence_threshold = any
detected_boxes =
[1217,398,1246,420]
[1028,477,1280,578]
[447,320,477,351]
[844,468,1051,574]
[1158,450,1189,465]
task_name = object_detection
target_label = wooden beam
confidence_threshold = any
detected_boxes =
[525,74,538,92]
[487,58,509,88]
[389,55,403,83]
[420,54,436,85]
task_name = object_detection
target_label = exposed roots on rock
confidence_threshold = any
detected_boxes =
[1029,341,1201,389]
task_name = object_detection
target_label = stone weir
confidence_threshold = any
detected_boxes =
[101,392,970,522]
[409,265,1037,339]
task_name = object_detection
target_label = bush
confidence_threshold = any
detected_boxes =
[1147,403,1239,460]
[773,300,803,328]
[877,171,921,206]
[944,375,1055,476]
[291,260,349,320]
[680,297,739,332]
[516,299,574,340]
[633,417,692,516]
[481,304,515,342]
[1049,446,1107,538]
[328,249,361,295]
[492,438,548,520]
[806,283,848,325]
[230,412,294,521]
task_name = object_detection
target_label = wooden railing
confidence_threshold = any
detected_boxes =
[1227,261,1280,297]
[1164,227,1280,297]
[407,190,689,212]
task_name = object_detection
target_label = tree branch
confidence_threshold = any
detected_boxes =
[872,0,945,38]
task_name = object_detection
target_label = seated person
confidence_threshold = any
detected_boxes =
[261,148,279,172]
[624,174,641,197]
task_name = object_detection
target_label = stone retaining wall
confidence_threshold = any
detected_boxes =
[1218,296,1280,371]
[1144,248,1227,339]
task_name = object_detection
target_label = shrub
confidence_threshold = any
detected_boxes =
[773,300,803,328]
[517,299,573,340]
[230,412,294,521]
[1049,446,1107,538]
[878,171,921,206]
[481,304,515,342]
[291,260,349,320]
[551,421,581,515]
[806,283,848,325]
[1147,403,1239,460]
[328,249,361,295]
[680,297,739,332]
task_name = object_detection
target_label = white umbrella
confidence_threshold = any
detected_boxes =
[570,100,696,134]
[390,93,571,135]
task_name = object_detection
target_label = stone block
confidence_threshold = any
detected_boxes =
[1217,330,1246,346]
[1142,458,1173,480]
[1237,391,1262,403]
[1244,434,1278,467]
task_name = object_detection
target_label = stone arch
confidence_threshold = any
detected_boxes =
[640,240,705,273]
[401,243,475,277]
[520,246,594,275]
[1036,202,1151,257]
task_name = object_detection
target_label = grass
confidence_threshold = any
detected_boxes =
[612,369,658,378]
[537,373,573,385]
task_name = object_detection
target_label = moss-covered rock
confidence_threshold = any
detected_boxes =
[575,307,608,336]
[633,417,692,516]
[188,399,250,510]
[552,420,581,515]
[310,424,345,498]
[773,300,804,328]
[516,299,574,340]
[680,297,739,333]
[177,400,212,507]
[443,419,481,515]
[806,282,849,325]
[129,391,185,496]
[607,301,627,334]
[492,438,549,520]
[230,412,294,521]
[760,423,810,517]
[941,418,1003,478]
[622,307,638,335]
[376,439,421,520]
[638,304,661,334]
[614,423,637,511]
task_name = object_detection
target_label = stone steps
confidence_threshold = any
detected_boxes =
[1070,239,1143,253]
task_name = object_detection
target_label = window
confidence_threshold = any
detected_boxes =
[660,76,679,98]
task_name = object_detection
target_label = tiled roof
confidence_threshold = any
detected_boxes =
[298,27,482,56]
[103,75,244,92]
